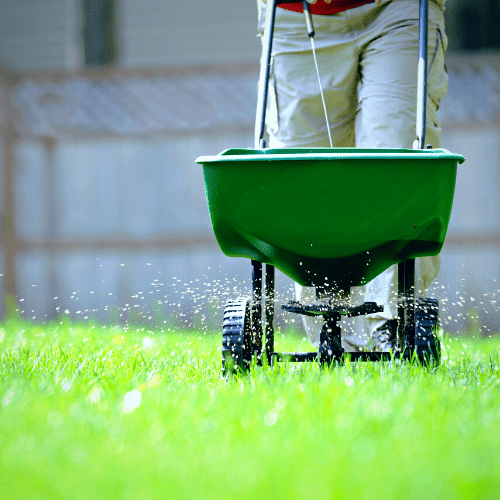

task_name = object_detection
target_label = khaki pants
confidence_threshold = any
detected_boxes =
[257,0,448,350]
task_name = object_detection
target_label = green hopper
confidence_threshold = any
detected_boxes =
[197,147,464,292]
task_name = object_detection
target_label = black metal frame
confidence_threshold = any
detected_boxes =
[247,0,430,365]
[249,263,417,365]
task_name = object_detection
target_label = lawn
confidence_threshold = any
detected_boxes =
[1,319,499,499]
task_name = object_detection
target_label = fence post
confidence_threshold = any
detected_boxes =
[1,70,19,317]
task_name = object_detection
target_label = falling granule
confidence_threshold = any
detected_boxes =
[123,390,142,414]
[88,387,104,404]
[142,336,153,349]
[263,410,278,427]
[61,379,72,392]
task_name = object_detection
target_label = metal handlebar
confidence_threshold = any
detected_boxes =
[416,0,429,149]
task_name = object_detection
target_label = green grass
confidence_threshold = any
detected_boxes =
[1,319,500,499]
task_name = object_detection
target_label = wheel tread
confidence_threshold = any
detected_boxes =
[222,298,252,375]
[414,297,441,363]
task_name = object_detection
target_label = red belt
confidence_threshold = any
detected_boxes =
[279,0,376,16]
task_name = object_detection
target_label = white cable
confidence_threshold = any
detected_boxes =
[310,37,333,148]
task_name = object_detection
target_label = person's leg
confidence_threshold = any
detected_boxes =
[258,1,359,148]
[256,0,448,350]
[342,0,448,350]
[258,2,360,346]
[355,1,447,149]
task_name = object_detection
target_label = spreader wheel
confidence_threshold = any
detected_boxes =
[414,298,441,364]
[222,298,252,376]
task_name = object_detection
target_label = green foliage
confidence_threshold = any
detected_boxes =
[1,320,500,499]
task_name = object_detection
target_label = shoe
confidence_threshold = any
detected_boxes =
[375,319,398,352]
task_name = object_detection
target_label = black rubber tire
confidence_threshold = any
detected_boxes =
[414,297,441,365]
[222,298,252,376]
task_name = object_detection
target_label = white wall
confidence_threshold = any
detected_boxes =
[434,127,500,333]
[11,125,500,334]
[12,131,284,327]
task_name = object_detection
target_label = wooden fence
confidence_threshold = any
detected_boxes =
[1,58,500,333]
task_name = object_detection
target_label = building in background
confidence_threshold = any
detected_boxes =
[0,0,260,71]
[3,0,500,71]
[1,0,500,334]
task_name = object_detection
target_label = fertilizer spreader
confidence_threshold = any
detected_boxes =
[196,0,464,373]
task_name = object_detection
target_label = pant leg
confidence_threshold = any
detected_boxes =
[257,0,449,350]
[258,2,360,346]
[342,0,449,349]
[355,1,448,149]
[257,1,359,148]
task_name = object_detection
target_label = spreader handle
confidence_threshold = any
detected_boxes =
[255,0,276,148]
[255,1,309,149]
[302,1,315,38]
[415,0,428,149]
